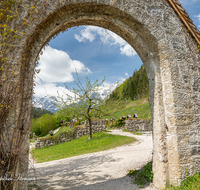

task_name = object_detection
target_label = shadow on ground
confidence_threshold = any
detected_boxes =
[28,153,149,190]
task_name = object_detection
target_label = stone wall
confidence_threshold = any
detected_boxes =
[35,120,105,149]
[125,119,152,132]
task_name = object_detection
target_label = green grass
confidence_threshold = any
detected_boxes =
[104,129,112,132]
[127,161,200,190]
[32,132,136,163]
[54,126,73,136]
[104,97,151,120]
[165,172,200,190]
[112,102,151,119]
[30,139,37,143]
[127,161,153,187]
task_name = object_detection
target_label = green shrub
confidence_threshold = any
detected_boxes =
[31,114,57,136]
[127,161,153,187]
[53,109,71,127]
[74,121,80,126]
[110,124,115,128]
[115,118,125,127]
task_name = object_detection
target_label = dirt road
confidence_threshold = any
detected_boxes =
[28,130,156,190]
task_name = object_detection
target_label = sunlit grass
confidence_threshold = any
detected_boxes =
[165,172,200,190]
[109,102,151,120]
[32,132,137,163]
[54,126,73,136]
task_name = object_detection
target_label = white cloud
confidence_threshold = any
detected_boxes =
[34,83,74,98]
[120,44,136,56]
[74,30,96,42]
[118,77,126,82]
[37,46,91,83]
[74,26,137,57]
[195,14,200,28]
[125,73,129,77]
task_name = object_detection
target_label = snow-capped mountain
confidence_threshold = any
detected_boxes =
[33,95,59,113]
[33,81,121,112]
[95,81,121,100]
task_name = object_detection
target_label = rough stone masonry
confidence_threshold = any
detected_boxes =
[1,0,200,189]
[125,119,152,132]
[35,120,106,149]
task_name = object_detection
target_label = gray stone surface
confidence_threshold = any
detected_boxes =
[125,119,152,132]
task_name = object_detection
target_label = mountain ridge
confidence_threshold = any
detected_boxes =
[33,81,121,112]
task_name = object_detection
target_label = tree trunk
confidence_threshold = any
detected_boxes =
[88,119,92,140]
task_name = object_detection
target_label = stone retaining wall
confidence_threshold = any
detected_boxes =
[35,120,105,149]
[125,119,152,132]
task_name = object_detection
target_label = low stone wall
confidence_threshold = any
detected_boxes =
[125,119,152,132]
[35,120,105,149]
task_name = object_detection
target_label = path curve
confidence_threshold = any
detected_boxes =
[29,130,157,190]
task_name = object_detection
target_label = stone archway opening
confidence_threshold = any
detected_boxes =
[24,3,167,189]
[2,1,200,190]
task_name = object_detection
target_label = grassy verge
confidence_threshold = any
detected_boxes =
[127,161,153,187]
[165,172,200,190]
[104,129,112,132]
[123,129,142,135]
[54,126,73,136]
[32,132,136,163]
[127,161,200,190]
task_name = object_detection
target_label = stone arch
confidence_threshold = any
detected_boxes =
[1,1,200,189]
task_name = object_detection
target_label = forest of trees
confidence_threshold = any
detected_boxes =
[32,107,53,118]
[108,65,149,101]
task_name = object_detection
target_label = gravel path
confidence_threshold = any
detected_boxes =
[29,130,157,190]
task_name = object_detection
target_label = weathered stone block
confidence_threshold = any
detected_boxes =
[177,149,191,164]
[61,138,66,142]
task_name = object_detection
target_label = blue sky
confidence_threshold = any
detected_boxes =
[34,0,200,99]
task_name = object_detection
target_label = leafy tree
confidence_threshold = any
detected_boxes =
[32,107,53,118]
[31,113,57,136]
[56,72,108,140]
[53,108,72,127]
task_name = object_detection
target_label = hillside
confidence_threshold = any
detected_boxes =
[108,65,149,101]
[104,97,151,120]
[104,65,151,120]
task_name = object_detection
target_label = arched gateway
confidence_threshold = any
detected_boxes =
[0,0,200,189]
